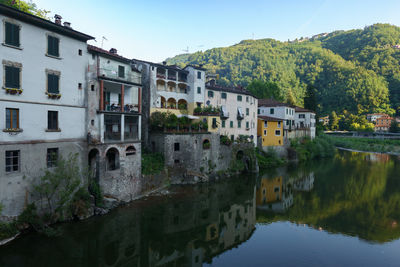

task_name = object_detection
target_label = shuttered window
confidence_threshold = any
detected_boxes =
[6,108,19,129]
[118,66,125,78]
[47,36,59,57]
[221,92,227,99]
[47,148,59,168]
[5,66,20,89]
[48,111,58,130]
[5,22,20,47]
[47,74,59,94]
[208,90,214,97]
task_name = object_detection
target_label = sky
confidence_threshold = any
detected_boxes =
[33,0,400,62]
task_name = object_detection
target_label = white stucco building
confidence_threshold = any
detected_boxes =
[0,5,94,217]
[294,106,316,139]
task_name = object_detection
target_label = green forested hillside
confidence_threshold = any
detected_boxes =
[167,24,400,115]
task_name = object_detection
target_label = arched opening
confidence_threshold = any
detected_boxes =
[167,98,176,109]
[167,81,176,92]
[178,99,188,110]
[236,150,244,160]
[203,139,211,150]
[160,96,166,108]
[178,83,187,94]
[126,145,136,156]
[156,80,166,91]
[88,148,100,183]
[106,147,120,171]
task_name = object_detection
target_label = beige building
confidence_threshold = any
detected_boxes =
[205,80,258,145]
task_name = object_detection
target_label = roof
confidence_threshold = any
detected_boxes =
[258,98,294,108]
[0,4,94,41]
[294,106,315,113]
[205,81,257,98]
[184,64,207,71]
[132,59,189,74]
[258,116,284,122]
[87,45,140,73]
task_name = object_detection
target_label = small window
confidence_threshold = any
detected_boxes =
[230,135,234,141]
[257,109,260,114]
[118,65,125,78]
[275,130,281,136]
[238,121,241,128]
[4,65,20,89]
[246,121,249,128]
[197,87,201,94]
[174,142,180,151]
[47,73,60,94]
[91,120,94,126]
[222,120,226,128]
[221,92,227,99]
[203,139,210,149]
[47,35,60,57]
[246,96,249,102]
[78,49,82,56]
[278,121,281,128]
[5,150,20,173]
[92,54,95,60]
[78,83,82,89]
[264,130,267,136]
[6,108,19,129]
[237,95,242,101]
[246,108,249,116]
[126,146,136,156]
[47,111,58,130]
[212,118,217,128]
[5,22,20,47]
[230,121,233,128]
[197,71,201,79]
[208,90,214,97]
[91,84,95,91]
[264,121,268,128]
[47,148,59,168]
[270,108,274,114]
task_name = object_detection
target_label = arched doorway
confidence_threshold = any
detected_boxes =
[106,147,120,171]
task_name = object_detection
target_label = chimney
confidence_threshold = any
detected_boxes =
[109,48,117,54]
[209,79,216,86]
[162,61,167,65]
[54,14,62,25]
[63,22,71,28]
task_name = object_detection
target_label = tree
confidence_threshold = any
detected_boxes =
[247,80,283,101]
[329,111,339,130]
[286,89,296,105]
[304,84,318,112]
[389,119,400,133]
[0,0,50,19]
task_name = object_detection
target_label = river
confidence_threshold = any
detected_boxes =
[0,150,400,267]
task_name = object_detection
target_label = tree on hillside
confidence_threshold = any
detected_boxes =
[246,80,284,101]
[286,89,296,106]
[329,111,339,130]
[1,0,50,19]
[389,120,400,133]
[304,84,318,112]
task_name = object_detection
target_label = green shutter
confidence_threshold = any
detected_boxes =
[5,22,12,45]
[5,22,19,46]
[48,36,59,57]
[5,66,20,88]
[48,74,59,93]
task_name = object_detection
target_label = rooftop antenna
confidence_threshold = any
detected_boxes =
[182,46,189,53]
[101,36,108,48]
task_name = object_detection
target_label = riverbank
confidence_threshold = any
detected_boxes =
[327,136,400,155]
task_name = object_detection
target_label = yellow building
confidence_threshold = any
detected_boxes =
[256,177,283,205]
[257,116,283,146]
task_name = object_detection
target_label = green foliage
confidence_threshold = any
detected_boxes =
[247,80,283,101]
[70,187,92,217]
[256,148,286,169]
[167,24,399,115]
[88,179,103,207]
[290,136,336,161]
[0,221,18,240]
[193,105,221,115]
[389,120,400,133]
[329,111,339,130]
[1,0,50,19]
[336,111,375,132]
[328,136,400,154]
[304,84,318,112]
[142,152,164,175]
[220,135,232,146]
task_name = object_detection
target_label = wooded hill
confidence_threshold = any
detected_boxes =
[166,24,400,115]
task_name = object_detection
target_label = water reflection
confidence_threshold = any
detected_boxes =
[1,150,400,266]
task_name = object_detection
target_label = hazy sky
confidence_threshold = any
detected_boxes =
[34,0,400,62]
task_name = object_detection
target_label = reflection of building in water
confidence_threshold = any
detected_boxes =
[366,153,390,163]
[256,176,293,212]
[293,172,315,192]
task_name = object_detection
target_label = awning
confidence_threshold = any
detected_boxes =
[177,114,200,119]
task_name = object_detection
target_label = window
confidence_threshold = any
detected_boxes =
[221,92,227,99]
[275,130,281,136]
[238,121,241,128]
[174,142,180,151]
[257,109,260,114]
[286,109,288,115]
[5,66,20,89]
[208,90,214,97]
[5,150,19,173]
[6,108,19,129]
[197,87,201,94]
[246,121,249,129]
[78,49,82,56]
[264,121,268,127]
[237,95,242,101]
[230,121,233,128]
[278,121,281,128]
[212,118,217,128]
[246,108,249,116]
[47,111,58,130]
[118,65,125,78]
[270,108,274,115]
[47,148,59,168]
[222,120,226,128]
[5,22,20,47]
[47,35,59,57]
[264,130,267,136]
[230,135,234,141]
[246,96,249,102]
[47,73,59,94]
[78,83,82,89]
[299,114,305,118]
[197,71,201,79]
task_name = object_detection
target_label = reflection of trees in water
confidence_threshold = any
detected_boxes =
[257,150,400,243]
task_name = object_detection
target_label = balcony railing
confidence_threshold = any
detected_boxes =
[104,104,139,113]
[99,68,141,84]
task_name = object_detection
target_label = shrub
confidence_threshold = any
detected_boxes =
[142,152,164,175]
[220,135,232,146]
[256,148,285,169]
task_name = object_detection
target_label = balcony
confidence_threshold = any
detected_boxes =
[104,114,139,143]
[99,67,141,85]
[100,80,141,114]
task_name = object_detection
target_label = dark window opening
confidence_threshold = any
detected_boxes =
[5,150,20,172]
[47,35,60,57]
[118,65,125,78]
[91,84,95,91]
[203,139,210,149]
[5,66,20,89]
[174,159,180,164]
[47,148,59,168]
[5,22,20,47]
[6,108,19,129]
[47,73,60,94]
[78,83,82,89]
[78,49,82,56]
[174,142,180,151]
[197,71,201,79]
[106,148,120,171]
[47,111,58,130]
[126,146,136,156]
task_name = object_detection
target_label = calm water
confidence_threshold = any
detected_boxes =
[1,150,400,267]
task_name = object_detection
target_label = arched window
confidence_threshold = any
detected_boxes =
[106,147,120,171]
[126,146,136,156]
[203,139,210,150]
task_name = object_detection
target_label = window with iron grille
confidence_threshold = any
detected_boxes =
[47,148,59,168]
[5,66,20,89]
[47,35,59,57]
[5,150,19,172]
[5,22,20,47]
[6,108,19,129]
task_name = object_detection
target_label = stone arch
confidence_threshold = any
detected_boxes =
[178,99,188,110]
[167,98,176,109]
[156,79,166,91]
[203,139,211,150]
[160,96,166,108]
[106,147,120,171]
[167,81,176,92]
[126,145,136,156]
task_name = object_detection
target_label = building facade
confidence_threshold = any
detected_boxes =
[86,45,142,202]
[0,5,94,217]
[257,116,284,147]
[294,106,316,139]
[375,114,393,132]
